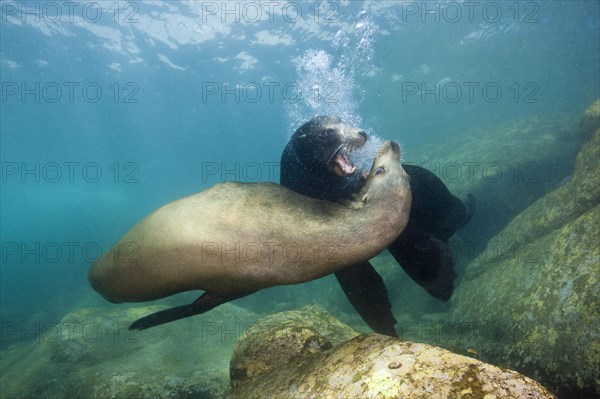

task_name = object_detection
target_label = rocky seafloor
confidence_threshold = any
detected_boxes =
[0,304,260,399]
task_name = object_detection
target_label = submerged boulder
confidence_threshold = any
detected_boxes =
[580,98,600,142]
[228,307,556,399]
[412,114,580,250]
[449,99,600,398]
[229,305,359,388]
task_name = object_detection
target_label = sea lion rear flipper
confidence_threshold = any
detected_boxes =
[129,291,254,330]
[388,236,456,301]
[335,263,398,338]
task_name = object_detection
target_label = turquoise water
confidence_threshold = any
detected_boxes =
[1,1,599,396]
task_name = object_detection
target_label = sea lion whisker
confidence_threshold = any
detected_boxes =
[327,143,346,164]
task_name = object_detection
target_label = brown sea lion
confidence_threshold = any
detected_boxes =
[89,141,411,329]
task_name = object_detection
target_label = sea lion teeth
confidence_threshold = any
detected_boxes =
[333,154,356,176]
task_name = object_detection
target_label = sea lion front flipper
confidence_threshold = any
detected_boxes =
[388,235,456,301]
[129,291,254,330]
[335,262,398,338]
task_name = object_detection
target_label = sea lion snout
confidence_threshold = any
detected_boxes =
[375,140,401,161]
[342,127,368,145]
[389,141,400,155]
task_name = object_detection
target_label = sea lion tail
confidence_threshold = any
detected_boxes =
[129,292,252,330]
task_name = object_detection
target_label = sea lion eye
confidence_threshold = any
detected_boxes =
[374,166,386,176]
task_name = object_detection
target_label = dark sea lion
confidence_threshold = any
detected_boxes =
[89,141,411,330]
[391,164,475,300]
[280,116,475,337]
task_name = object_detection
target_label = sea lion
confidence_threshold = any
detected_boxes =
[280,116,475,337]
[89,141,411,330]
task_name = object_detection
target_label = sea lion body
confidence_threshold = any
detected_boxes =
[89,141,411,308]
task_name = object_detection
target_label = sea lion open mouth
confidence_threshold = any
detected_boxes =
[329,144,357,177]
[328,129,368,177]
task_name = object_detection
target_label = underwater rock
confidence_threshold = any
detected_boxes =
[228,331,556,399]
[413,114,580,249]
[449,99,600,398]
[229,305,360,388]
[580,98,600,142]
[230,322,331,388]
[572,108,600,209]
[0,303,260,399]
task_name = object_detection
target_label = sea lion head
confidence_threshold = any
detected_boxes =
[281,115,368,201]
[359,141,411,207]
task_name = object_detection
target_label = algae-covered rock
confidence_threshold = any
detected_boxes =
[449,101,600,398]
[450,204,600,396]
[463,124,599,281]
[412,115,579,248]
[243,304,361,346]
[572,114,600,208]
[0,303,260,399]
[228,333,556,399]
[580,98,600,142]
[230,322,332,388]
[229,305,359,387]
